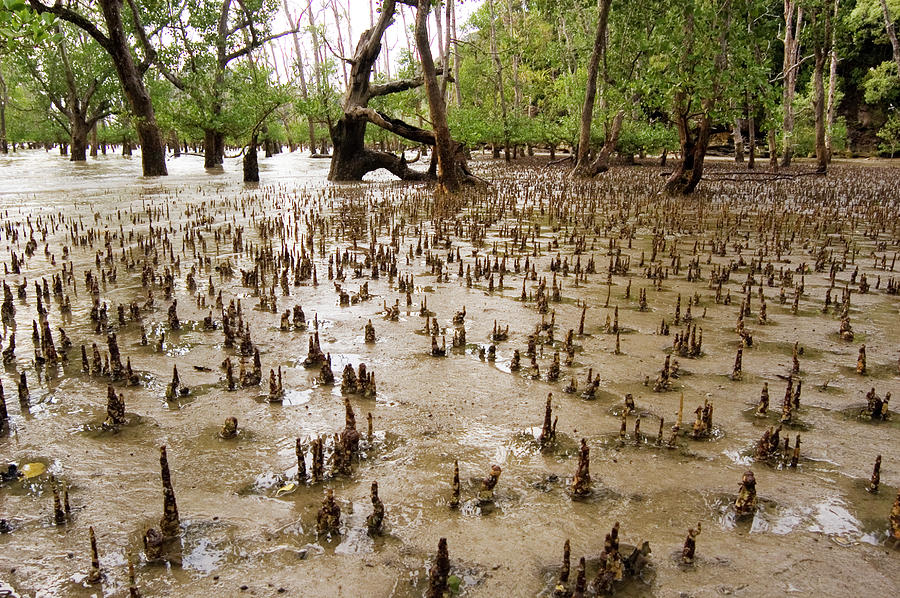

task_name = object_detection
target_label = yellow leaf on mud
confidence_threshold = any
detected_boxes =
[22,463,46,479]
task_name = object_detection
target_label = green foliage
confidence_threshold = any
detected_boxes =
[863,61,900,105]
[876,107,900,156]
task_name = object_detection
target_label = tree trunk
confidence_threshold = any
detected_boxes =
[244,134,259,182]
[0,66,7,154]
[451,0,463,107]
[665,101,711,195]
[825,0,840,162]
[487,0,510,162]
[781,1,803,168]
[99,0,166,175]
[204,128,224,168]
[90,124,98,157]
[415,0,461,192]
[571,0,612,177]
[880,0,900,78]
[327,0,440,182]
[768,128,778,170]
[747,114,756,169]
[172,131,181,157]
[587,109,624,175]
[123,139,132,155]
[70,117,89,162]
[733,117,744,162]
[813,7,831,174]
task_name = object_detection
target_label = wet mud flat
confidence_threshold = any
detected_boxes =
[0,151,898,597]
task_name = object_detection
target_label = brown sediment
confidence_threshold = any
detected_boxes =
[316,488,341,537]
[571,439,591,497]
[681,522,701,564]
[425,538,450,598]
[868,455,881,493]
[734,470,758,517]
[366,481,384,536]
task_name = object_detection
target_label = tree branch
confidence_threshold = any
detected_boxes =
[223,28,299,64]
[347,106,436,145]
[26,0,112,51]
[367,67,449,99]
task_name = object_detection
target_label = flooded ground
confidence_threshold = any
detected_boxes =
[0,149,898,597]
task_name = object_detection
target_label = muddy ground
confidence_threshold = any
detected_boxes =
[0,150,898,597]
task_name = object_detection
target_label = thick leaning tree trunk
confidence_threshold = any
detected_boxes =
[99,0,166,175]
[328,0,448,182]
[665,96,712,195]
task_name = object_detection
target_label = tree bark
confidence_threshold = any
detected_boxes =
[415,0,460,192]
[825,0,839,162]
[880,0,900,78]
[813,6,831,174]
[451,0,463,107]
[781,1,803,168]
[733,117,744,162]
[204,128,225,168]
[244,133,259,182]
[90,124,99,157]
[284,0,317,152]
[487,0,510,161]
[665,95,712,194]
[571,0,612,177]
[769,128,778,170]
[0,66,7,154]
[70,117,90,162]
[327,0,446,182]
[587,109,624,175]
[747,114,756,169]
[101,0,166,174]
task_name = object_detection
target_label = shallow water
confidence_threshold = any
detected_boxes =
[0,149,898,597]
